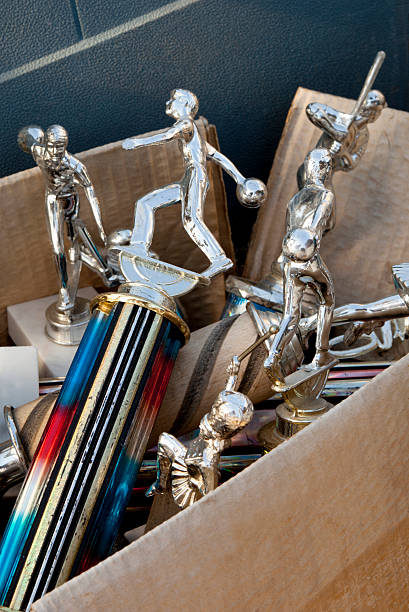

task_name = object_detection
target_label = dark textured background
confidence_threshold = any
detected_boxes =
[1,0,408,263]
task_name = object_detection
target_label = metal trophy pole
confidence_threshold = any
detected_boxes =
[0,282,187,610]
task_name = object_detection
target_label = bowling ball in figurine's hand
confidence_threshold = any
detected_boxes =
[17,126,44,153]
[107,228,132,248]
[236,178,267,208]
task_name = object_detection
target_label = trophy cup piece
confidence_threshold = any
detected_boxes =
[18,125,117,345]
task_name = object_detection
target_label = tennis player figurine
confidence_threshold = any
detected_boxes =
[18,124,117,344]
[122,89,267,279]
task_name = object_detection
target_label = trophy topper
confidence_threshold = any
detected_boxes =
[18,124,119,345]
[118,88,267,295]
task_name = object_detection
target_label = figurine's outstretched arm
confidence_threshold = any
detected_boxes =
[206,143,245,184]
[123,121,186,150]
[76,164,107,244]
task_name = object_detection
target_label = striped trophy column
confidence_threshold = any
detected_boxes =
[0,284,187,611]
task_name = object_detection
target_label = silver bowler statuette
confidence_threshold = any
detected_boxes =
[122,89,267,280]
[18,125,118,345]
[250,52,387,448]
[224,52,387,319]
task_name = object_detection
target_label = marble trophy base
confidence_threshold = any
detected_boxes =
[7,287,97,378]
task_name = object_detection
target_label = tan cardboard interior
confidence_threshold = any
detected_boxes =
[0,118,234,343]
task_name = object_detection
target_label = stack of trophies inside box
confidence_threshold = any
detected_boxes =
[0,52,408,611]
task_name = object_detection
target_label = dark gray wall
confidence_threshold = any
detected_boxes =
[1,0,408,260]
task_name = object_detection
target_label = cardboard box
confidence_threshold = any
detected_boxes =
[7,92,409,609]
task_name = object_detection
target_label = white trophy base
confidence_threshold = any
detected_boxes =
[7,287,97,379]
[0,346,39,442]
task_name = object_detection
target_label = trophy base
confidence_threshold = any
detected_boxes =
[45,297,90,346]
[7,287,97,378]
[258,397,333,450]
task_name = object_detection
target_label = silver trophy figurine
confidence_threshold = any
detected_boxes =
[263,148,337,378]
[18,124,118,345]
[224,51,387,318]
[147,327,275,509]
[122,89,267,280]
[249,53,387,448]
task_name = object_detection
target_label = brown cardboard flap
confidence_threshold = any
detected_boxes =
[32,354,409,611]
[0,117,234,343]
[244,88,409,308]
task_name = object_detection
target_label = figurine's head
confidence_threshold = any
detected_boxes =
[360,90,386,123]
[45,125,68,164]
[166,89,199,120]
[303,148,333,184]
[202,390,253,439]
[282,228,318,262]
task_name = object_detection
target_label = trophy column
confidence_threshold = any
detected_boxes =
[0,282,186,611]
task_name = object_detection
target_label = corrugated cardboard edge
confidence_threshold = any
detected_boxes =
[32,354,409,611]
[244,87,409,309]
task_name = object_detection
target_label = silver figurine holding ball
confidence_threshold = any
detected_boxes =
[122,89,267,280]
[18,124,118,345]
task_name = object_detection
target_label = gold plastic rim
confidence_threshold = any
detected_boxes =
[90,292,190,343]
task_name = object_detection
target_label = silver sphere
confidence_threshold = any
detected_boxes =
[107,229,132,248]
[236,178,267,208]
[282,228,317,262]
[17,125,44,153]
